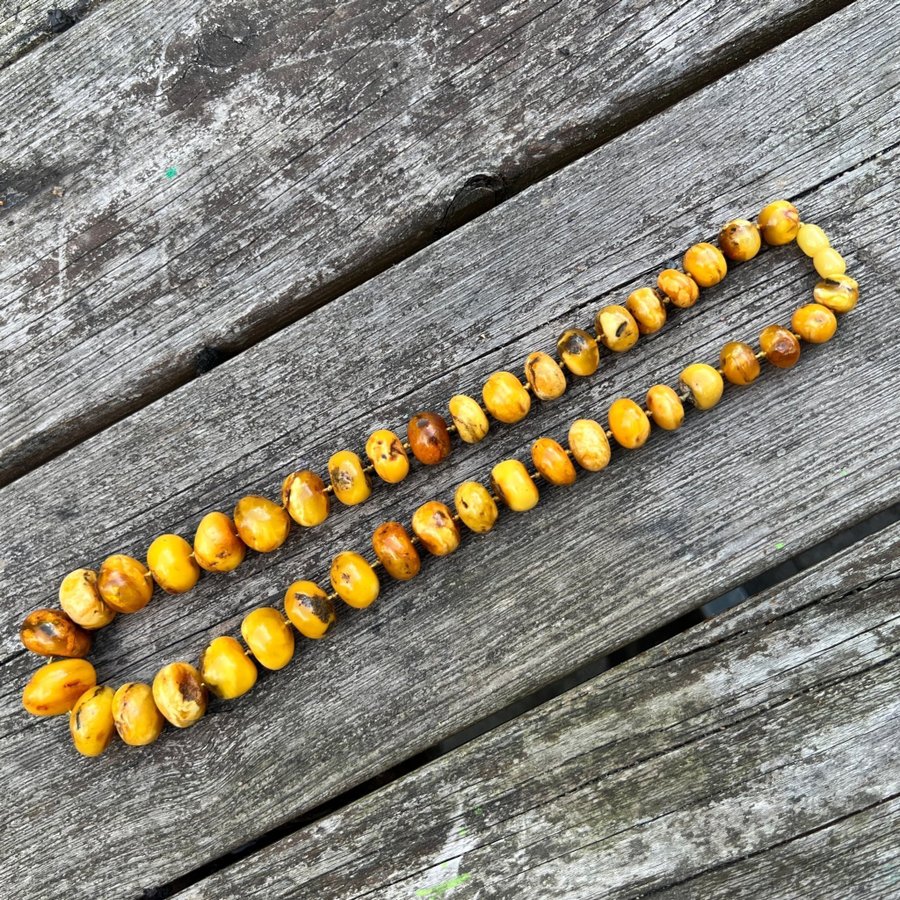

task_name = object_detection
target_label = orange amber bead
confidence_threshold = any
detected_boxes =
[448,395,490,444]
[683,242,727,288]
[22,659,97,717]
[608,398,650,449]
[718,219,761,262]
[152,662,207,728]
[491,460,539,512]
[407,412,452,465]
[372,521,421,581]
[757,200,800,245]
[20,609,91,658]
[596,305,639,352]
[331,552,380,608]
[679,363,724,410]
[59,568,116,629]
[524,351,567,401]
[454,481,498,534]
[720,341,761,386]
[759,325,801,368]
[645,385,684,431]
[482,371,531,423]
[328,451,372,506]
[284,581,335,639]
[556,328,600,376]
[98,554,153,614]
[625,288,666,335]
[234,495,291,552]
[241,607,294,670]
[194,511,246,572]
[365,430,410,484]
[792,303,837,344]
[147,534,200,594]
[813,275,858,314]
[282,470,330,527]
[657,269,699,308]
[412,501,461,556]
[531,438,576,486]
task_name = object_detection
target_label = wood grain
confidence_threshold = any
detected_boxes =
[0,1,898,896]
[0,0,849,482]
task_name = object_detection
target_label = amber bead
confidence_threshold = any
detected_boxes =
[201,635,258,698]
[797,223,829,257]
[680,363,724,410]
[568,419,611,471]
[531,437,576,486]
[718,219,761,262]
[657,269,700,308]
[758,200,800,245]
[59,568,115,629]
[98,554,153,614]
[813,275,859,314]
[491,460,539,512]
[193,511,246,572]
[524,351,567,401]
[112,682,164,746]
[234,495,291,552]
[412,501,461,555]
[372,521,421,581]
[22,658,97,717]
[625,288,666,335]
[365,430,410,484]
[241,607,294,671]
[147,533,200,594]
[330,551,380,608]
[482,371,531,423]
[557,328,600,376]
[608,398,651,449]
[282,471,330,527]
[448,395,489,444]
[454,481,499,534]
[813,247,846,279]
[596,305,639,352]
[792,303,837,344]
[683,242,727,288]
[152,662,208,728]
[328,450,372,506]
[759,325,801,368]
[20,608,92,658]
[719,341,761,386]
[284,581,336,639]
[407,412,452,465]
[69,685,116,757]
[645,385,684,431]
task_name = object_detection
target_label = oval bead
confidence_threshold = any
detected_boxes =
[757,200,800,245]
[330,552,380,608]
[284,581,336,639]
[69,685,116,758]
[407,412,452,465]
[531,437,576,486]
[556,328,600,376]
[201,635,258,698]
[491,460,539,512]
[720,341,761,386]
[147,533,200,594]
[59,568,116,630]
[241,607,295,671]
[792,303,837,344]
[657,269,699,308]
[152,662,208,728]
[608,398,651,449]
[679,363,724,410]
[98,554,153,614]
[282,471,330,527]
[454,481,499,534]
[645,385,684,431]
[23,658,97,717]
[234,495,291,552]
[813,247,846,279]
[625,288,666,335]
[20,608,92,658]
[412,501,461,555]
[596,304,639,352]
[365,430,410,484]
[372,521,421,581]
[524,351,567,401]
[813,274,859,314]
[567,419,611,471]
[482,371,531,424]
[193,511,247,572]
[797,223,829,257]
[760,325,801,368]
[112,682,165,746]
[328,451,372,506]
[448,395,490,444]
[683,242,727,288]
[718,219,761,262]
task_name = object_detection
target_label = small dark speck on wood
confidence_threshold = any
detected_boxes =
[435,173,506,237]
[46,8,76,34]
[195,345,233,375]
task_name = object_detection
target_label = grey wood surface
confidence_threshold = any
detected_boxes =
[0,0,847,483]
[174,520,900,899]
[0,1,898,897]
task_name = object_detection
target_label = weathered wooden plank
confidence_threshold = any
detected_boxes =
[173,521,900,899]
[1,2,898,897]
[0,0,850,483]
[0,1,92,70]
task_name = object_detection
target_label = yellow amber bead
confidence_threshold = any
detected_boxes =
[412,501,461,555]
[683,242,727,288]
[813,275,859,313]
[454,481,499,534]
[147,534,200,594]
[59,568,116,629]
[331,552,380,608]
[365,430,410,484]
[152,662,208,728]
[596,304,639,352]
[69,685,116,758]
[524,351,567,401]
[112,682,164,746]
[813,247,846,279]
[241,607,294,671]
[282,471,330,527]
[372,522,421,581]
[608,398,651,449]
[234,495,291,552]
[791,303,837,344]
[719,341,761,386]
[193,511,246,572]
[20,608,92,658]
[328,450,372,506]
[98,554,153,614]
[22,658,97,716]
[797,223,829,257]
[531,437,576,486]
[482,371,531,424]
[718,219,761,262]
[556,328,600,376]
[657,269,699,308]
[625,288,666,335]
[448,395,490,444]
[680,363,724,410]
[759,325,801,368]
[201,635,258,698]
[567,419,611,471]
[491,460,539,512]
[284,581,335,639]
[645,385,684,431]
[757,200,800,245]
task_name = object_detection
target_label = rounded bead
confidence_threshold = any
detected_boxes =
[556,328,600,376]
[234,495,291,552]
[284,581,336,639]
[718,219,761,262]
[625,288,666,335]
[679,363,724,410]
[407,412,452,465]
[759,325,801,368]
[241,607,295,671]
[372,522,421,581]
[365,430,410,484]
[147,533,200,594]
[657,269,699,308]
[491,460,539,512]
[201,635,258,699]
[608,398,651,449]
[193,511,246,572]
[454,481,499,534]
[645,385,684,431]
[596,305,639,352]
[448,395,490,444]
[152,662,208,728]
[69,685,116,758]
[813,247,846,279]
[757,200,800,245]
[719,341,761,386]
[531,437,576,486]
[791,303,837,344]
[683,242,727,288]
[112,682,164,746]
[524,351,567,401]
[328,451,372,506]
[412,501,461,555]
[282,471,330,527]
[482,371,531,423]
[20,608,92,657]
[567,419,611,471]
[813,274,859,314]
[98,554,153,614]
[59,568,116,629]
[22,658,97,717]
[330,552,380,608]
[797,223,830,257]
